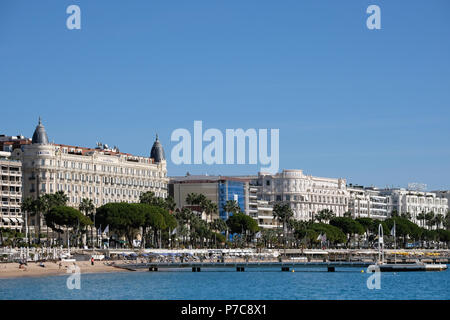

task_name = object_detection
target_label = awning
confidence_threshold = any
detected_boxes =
[16,218,24,223]
[2,217,11,223]
[9,218,17,223]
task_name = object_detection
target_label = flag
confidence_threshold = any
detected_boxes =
[171,228,177,235]
[390,221,396,237]
[255,231,262,239]
[316,234,322,241]
[321,234,327,242]
[103,225,109,234]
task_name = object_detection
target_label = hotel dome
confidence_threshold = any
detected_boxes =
[150,134,165,163]
[31,117,49,144]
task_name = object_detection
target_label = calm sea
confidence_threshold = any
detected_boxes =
[0,267,449,300]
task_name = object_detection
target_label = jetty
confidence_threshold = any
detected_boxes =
[114,261,448,272]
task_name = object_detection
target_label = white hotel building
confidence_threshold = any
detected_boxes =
[347,185,389,220]
[380,188,448,225]
[11,118,168,231]
[258,169,348,221]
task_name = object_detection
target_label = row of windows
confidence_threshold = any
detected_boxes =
[1,207,21,213]
[66,191,167,205]
[273,194,347,204]
[38,159,166,178]
[37,172,167,189]
[39,183,166,193]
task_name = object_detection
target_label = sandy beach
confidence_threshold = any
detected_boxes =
[0,261,127,279]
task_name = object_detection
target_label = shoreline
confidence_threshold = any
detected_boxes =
[0,261,128,280]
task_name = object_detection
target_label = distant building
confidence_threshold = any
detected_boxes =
[0,134,31,152]
[380,188,448,226]
[347,185,389,220]
[169,175,248,221]
[431,190,450,213]
[257,169,348,221]
[169,174,278,229]
[0,151,23,230]
[12,118,168,234]
[247,183,276,229]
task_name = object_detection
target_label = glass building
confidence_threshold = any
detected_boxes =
[218,180,246,220]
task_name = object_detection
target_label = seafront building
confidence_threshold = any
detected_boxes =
[347,185,389,219]
[257,169,349,221]
[169,175,247,221]
[380,188,448,226]
[0,151,23,230]
[247,183,277,229]
[10,118,168,235]
[431,190,450,212]
[169,174,278,228]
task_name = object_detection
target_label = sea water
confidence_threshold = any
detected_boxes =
[0,267,449,300]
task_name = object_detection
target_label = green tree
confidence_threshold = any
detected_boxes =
[210,218,228,233]
[425,212,435,230]
[417,212,426,228]
[329,217,365,247]
[96,203,145,248]
[226,212,259,246]
[45,206,92,247]
[222,200,241,218]
[315,209,335,223]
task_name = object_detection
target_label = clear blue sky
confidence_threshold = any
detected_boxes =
[1,1,449,190]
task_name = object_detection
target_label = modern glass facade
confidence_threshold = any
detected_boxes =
[218,180,246,221]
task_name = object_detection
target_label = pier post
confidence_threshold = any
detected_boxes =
[328,266,335,272]
[281,267,290,272]
[192,267,196,272]
[236,267,245,272]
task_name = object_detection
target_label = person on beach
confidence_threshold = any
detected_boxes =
[91,257,95,266]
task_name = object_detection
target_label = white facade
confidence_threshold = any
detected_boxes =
[258,169,348,221]
[11,119,168,231]
[348,186,389,220]
[0,153,23,230]
[247,185,276,229]
[380,188,448,225]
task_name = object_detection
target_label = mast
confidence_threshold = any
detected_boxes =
[378,223,384,264]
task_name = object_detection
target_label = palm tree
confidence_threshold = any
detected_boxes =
[41,192,69,246]
[186,193,198,206]
[425,212,435,230]
[343,211,352,218]
[222,200,241,218]
[273,203,294,249]
[21,196,35,244]
[401,212,412,220]
[434,214,444,229]
[79,198,95,248]
[33,196,48,245]
[417,212,425,228]
[164,196,177,212]
[316,209,334,223]
[203,200,218,223]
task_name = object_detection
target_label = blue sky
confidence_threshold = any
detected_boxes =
[1,1,449,190]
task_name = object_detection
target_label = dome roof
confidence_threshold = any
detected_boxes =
[32,117,49,144]
[150,134,165,163]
